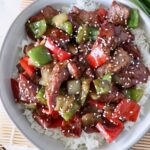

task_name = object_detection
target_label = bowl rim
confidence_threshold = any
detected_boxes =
[0,0,150,150]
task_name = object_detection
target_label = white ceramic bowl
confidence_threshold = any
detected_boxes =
[0,0,150,150]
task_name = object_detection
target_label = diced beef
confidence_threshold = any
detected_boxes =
[83,126,99,133]
[100,85,125,103]
[77,42,93,69]
[122,43,141,59]
[71,43,91,76]
[32,107,62,129]
[45,62,69,112]
[85,67,95,79]
[61,115,82,137]
[71,54,88,77]
[98,22,116,49]
[28,6,58,22]
[77,61,87,76]
[11,79,19,102]
[44,26,70,45]
[76,52,89,75]
[68,12,82,30]
[41,6,59,20]
[81,105,100,115]
[67,62,80,78]
[108,1,130,25]
[96,48,131,77]
[110,47,131,73]
[66,43,79,55]
[114,26,134,44]
[96,63,111,78]
[26,6,58,40]
[33,109,52,128]
[78,41,94,53]
[31,69,41,85]
[27,12,44,23]
[17,74,39,104]
[103,46,111,58]
[99,22,134,50]
[69,6,101,27]
[114,60,149,88]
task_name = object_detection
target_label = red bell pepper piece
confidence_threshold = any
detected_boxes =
[87,45,107,68]
[19,56,35,77]
[50,118,63,128]
[88,99,105,110]
[11,78,19,102]
[96,118,124,143]
[61,115,82,137]
[45,38,71,62]
[112,99,140,122]
[97,7,107,22]
[41,107,60,118]
[33,109,62,129]
[98,8,107,17]
[51,110,59,117]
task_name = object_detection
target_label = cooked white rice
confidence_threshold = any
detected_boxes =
[17,1,150,149]
[72,0,100,11]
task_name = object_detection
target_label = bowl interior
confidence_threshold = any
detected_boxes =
[0,0,150,150]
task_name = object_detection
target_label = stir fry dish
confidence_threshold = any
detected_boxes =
[11,1,150,143]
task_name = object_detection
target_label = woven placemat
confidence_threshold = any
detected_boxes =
[0,0,150,149]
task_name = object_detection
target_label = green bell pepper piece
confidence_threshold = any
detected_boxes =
[88,27,99,41]
[76,26,98,43]
[51,13,68,28]
[55,95,66,111]
[93,79,111,95]
[67,80,81,95]
[124,88,144,102]
[36,88,47,105]
[56,95,80,121]
[62,21,73,35]
[29,19,47,38]
[76,26,88,44]
[51,13,73,34]
[128,9,139,28]
[62,101,80,121]
[80,78,91,106]
[27,45,52,67]
[102,73,112,82]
